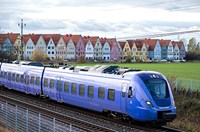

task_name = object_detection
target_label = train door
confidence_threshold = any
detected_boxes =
[121,83,128,112]
[56,78,62,102]
[25,74,29,93]
[125,85,134,115]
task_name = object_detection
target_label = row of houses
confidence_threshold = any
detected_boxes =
[0,33,186,62]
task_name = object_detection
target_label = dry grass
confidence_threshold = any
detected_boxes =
[167,93,200,132]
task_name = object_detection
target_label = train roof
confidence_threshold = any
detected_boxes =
[59,65,141,75]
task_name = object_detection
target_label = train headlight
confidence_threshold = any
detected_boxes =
[146,101,154,107]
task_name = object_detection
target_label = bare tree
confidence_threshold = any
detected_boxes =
[30,49,49,62]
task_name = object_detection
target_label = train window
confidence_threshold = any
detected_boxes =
[25,75,29,85]
[79,84,85,97]
[50,79,55,89]
[88,86,94,98]
[3,72,6,78]
[12,73,15,81]
[128,87,133,98]
[56,80,62,91]
[98,87,105,99]
[8,73,11,81]
[44,78,48,88]
[20,75,24,84]
[16,74,19,82]
[36,77,40,86]
[30,76,34,84]
[71,83,77,95]
[64,82,69,93]
[108,89,115,101]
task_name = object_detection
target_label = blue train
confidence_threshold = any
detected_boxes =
[0,63,176,123]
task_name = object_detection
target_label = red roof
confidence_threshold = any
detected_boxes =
[71,35,81,46]
[51,34,61,45]
[26,34,41,45]
[127,40,135,49]
[134,40,144,51]
[144,39,159,50]
[107,38,116,49]
[23,34,32,44]
[159,39,171,47]
[82,36,90,45]
[62,34,71,44]
[118,41,126,49]
[6,33,20,44]
[43,34,54,44]
[88,36,99,47]
[0,34,7,44]
[0,33,20,44]
[172,41,183,49]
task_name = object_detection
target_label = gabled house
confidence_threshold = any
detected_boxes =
[72,35,85,60]
[1,33,19,52]
[144,39,161,60]
[83,36,94,60]
[134,40,147,61]
[44,34,57,60]
[178,41,186,60]
[159,40,170,60]
[121,40,132,61]
[101,38,111,61]
[118,41,127,61]
[90,36,102,60]
[35,34,46,53]
[63,34,75,60]
[166,40,174,60]
[108,38,121,62]
[51,34,61,60]
[172,41,180,60]
[24,34,40,59]
[56,35,66,60]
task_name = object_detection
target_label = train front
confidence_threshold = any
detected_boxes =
[126,71,176,123]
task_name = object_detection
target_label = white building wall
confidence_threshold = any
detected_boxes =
[85,40,94,60]
[47,38,56,59]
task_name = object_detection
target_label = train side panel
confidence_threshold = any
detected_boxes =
[43,68,129,113]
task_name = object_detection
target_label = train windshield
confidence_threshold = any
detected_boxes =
[145,79,169,99]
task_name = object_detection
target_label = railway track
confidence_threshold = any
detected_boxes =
[0,87,183,132]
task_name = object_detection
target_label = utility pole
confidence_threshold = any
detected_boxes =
[18,19,26,60]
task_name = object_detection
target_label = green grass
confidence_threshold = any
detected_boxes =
[75,62,200,80]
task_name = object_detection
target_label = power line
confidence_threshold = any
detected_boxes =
[117,30,200,40]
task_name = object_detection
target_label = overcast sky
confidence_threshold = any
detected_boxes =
[1,0,200,42]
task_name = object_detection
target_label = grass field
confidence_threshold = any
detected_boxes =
[75,62,200,80]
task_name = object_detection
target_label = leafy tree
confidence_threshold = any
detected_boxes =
[195,43,200,52]
[30,49,49,62]
[0,51,17,62]
[188,37,197,52]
